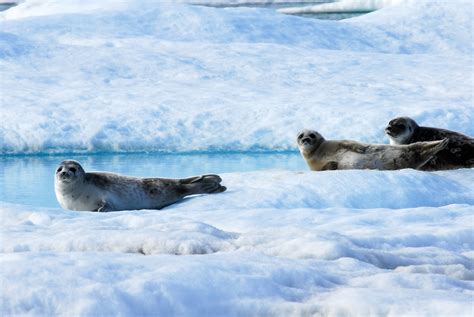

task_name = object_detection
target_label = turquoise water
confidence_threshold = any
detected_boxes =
[0,1,364,20]
[0,152,306,208]
[197,1,365,20]
[0,3,16,12]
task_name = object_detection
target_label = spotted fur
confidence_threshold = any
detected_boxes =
[385,117,474,170]
[297,129,448,171]
[54,160,226,212]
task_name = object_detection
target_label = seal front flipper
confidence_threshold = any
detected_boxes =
[339,141,367,154]
[321,161,338,171]
[96,200,111,212]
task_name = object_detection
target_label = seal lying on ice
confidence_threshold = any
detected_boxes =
[297,129,448,171]
[54,160,226,212]
[385,116,474,170]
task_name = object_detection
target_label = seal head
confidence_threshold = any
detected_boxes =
[385,117,418,145]
[55,160,85,185]
[297,129,324,155]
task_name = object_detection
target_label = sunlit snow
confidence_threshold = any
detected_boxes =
[1,0,473,316]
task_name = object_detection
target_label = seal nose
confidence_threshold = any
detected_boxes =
[301,137,311,144]
[61,171,67,177]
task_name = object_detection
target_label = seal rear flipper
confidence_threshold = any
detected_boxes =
[181,175,226,195]
[179,174,222,184]
[416,138,450,169]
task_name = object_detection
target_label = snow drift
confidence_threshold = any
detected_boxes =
[0,0,472,155]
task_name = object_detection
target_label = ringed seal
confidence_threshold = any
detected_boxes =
[385,116,474,170]
[297,129,449,171]
[54,160,226,212]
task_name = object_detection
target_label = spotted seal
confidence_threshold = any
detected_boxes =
[54,160,226,212]
[297,129,449,171]
[385,116,474,170]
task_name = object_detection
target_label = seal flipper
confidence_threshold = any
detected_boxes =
[416,138,450,169]
[180,174,226,195]
[339,141,367,154]
[179,175,222,184]
[96,200,111,212]
[321,161,338,171]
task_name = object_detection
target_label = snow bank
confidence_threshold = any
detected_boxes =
[0,0,326,20]
[186,169,474,210]
[279,0,410,14]
[0,0,472,155]
[1,169,473,316]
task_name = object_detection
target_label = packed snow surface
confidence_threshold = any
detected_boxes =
[0,0,472,154]
[1,0,473,315]
[2,169,474,316]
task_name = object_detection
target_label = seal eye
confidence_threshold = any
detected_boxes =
[56,167,63,173]
[69,167,77,174]
[297,133,304,139]
[309,133,316,139]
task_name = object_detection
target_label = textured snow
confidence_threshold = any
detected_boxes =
[0,0,472,154]
[279,0,410,14]
[1,0,474,315]
[0,0,329,20]
[2,169,474,316]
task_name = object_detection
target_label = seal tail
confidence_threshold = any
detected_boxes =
[416,138,450,169]
[179,174,227,194]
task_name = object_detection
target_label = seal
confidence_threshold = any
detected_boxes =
[54,160,226,212]
[296,129,449,171]
[385,116,474,170]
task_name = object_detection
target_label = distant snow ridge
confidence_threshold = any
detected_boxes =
[181,0,327,4]
[279,0,410,14]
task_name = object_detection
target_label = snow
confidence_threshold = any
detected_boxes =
[279,0,410,14]
[1,0,473,315]
[0,0,472,154]
[2,169,474,316]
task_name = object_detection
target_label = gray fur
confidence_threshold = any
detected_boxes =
[54,160,226,212]
[296,129,449,171]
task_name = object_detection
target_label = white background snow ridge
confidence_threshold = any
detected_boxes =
[0,0,472,154]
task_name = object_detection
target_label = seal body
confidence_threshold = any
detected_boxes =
[385,117,474,170]
[297,129,449,171]
[54,160,226,212]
